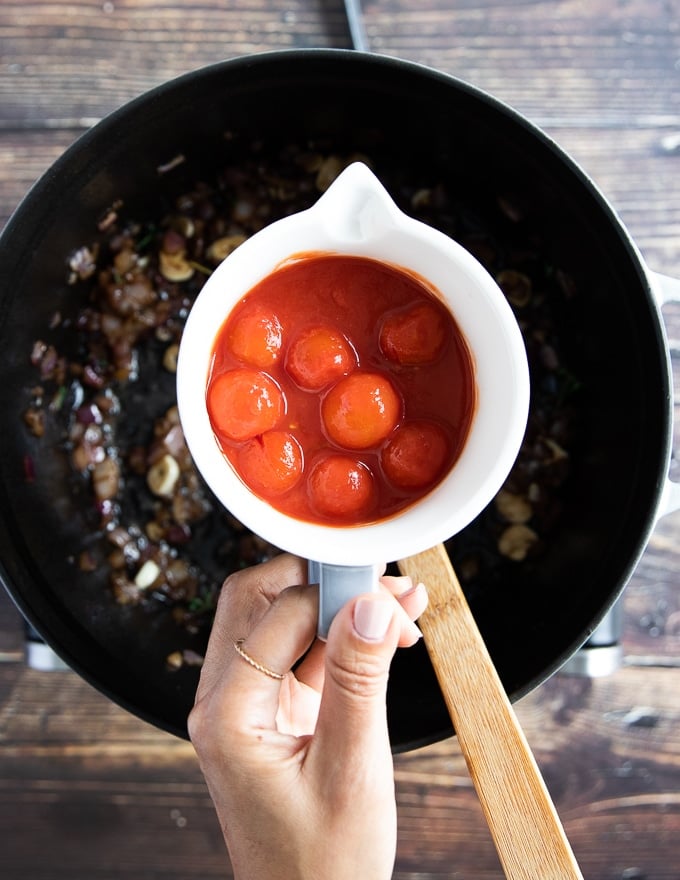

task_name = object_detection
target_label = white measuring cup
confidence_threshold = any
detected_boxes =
[176,162,529,637]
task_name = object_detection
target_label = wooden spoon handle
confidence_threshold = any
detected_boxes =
[398,543,583,880]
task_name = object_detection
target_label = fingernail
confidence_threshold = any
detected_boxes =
[404,618,423,645]
[381,574,414,597]
[353,596,394,642]
[397,579,422,600]
[413,581,428,604]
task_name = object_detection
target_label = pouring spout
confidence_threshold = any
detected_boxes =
[313,162,401,245]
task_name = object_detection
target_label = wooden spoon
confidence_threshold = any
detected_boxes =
[398,542,583,880]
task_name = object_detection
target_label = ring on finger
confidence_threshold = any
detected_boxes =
[234,639,286,681]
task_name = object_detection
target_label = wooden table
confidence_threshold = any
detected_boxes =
[1,1,679,877]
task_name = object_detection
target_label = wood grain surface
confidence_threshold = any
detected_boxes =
[1,1,680,878]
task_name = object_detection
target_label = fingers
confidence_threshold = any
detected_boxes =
[228,581,318,728]
[380,574,428,646]
[306,592,401,782]
[191,554,428,752]
[220,553,309,638]
[190,578,319,747]
[293,573,428,691]
[195,554,307,699]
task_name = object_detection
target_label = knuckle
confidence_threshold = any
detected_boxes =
[187,699,211,753]
[327,649,389,700]
[188,693,243,764]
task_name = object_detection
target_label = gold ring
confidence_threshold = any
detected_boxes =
[234,639,286,681]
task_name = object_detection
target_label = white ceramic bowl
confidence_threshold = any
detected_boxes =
[177,162,530,576]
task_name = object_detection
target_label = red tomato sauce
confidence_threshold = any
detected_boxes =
[206,253,476,526]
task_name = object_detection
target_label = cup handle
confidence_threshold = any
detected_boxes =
[308,560,382,639]
[650,272,680,518]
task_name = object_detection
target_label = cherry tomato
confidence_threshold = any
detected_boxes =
[379,300,449,365]
[207,368,284,442]
[307,453,376,520]
[236,431,303,496]
[285,325,357,390]
[322,371,401,450]
[225,302,283,368]
[381,420,450,488]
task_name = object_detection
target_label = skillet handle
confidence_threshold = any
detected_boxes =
[651,271,680,306]
[650,272,680,518]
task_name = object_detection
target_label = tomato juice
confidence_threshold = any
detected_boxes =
[206,253,476,526]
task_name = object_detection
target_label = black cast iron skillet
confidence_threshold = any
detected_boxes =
[0,50,672,751]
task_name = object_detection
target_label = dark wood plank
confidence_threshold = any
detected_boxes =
[367,0,680,120]
[0,130,83,227]
[2,0,679,133]
[625,519,680,661]
[0,0,352,130]
[393,665,680,877]
[1,660,679,878]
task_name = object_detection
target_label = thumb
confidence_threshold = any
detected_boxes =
[310,593,400,766]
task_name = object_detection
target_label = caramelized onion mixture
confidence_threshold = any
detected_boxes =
[23,141,579,670]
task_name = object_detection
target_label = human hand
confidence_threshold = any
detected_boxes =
[189,553,428,880]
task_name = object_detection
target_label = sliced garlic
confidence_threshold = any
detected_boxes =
[147,453,180,497]
[134,559,161,589]
[206,234,247,264]
[494,489,533,524]
[92,455,120,501]
[496,269,532,308]
[162,343,179,373]
[315,155,344,191]
[498,524,539,561]
[159,250,194,282]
